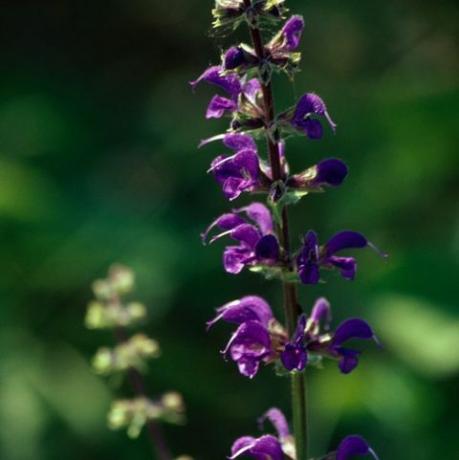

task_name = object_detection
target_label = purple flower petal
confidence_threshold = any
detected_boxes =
[303,230,319,254]
[201,213,245,243]
[331,318,375,348]
[223,46,245,69]
[259,408,290,439]
[210,149,260,200]
[223,132,257,152]
[207,296,273,330]
[310,297,331,325]
[223,245,252,274]
[229,435,284,460]
[206,95,237,119]
[315,158,348,186]
[292,314,307,343]
[231,223,261,248]
[255,234,280,261]
[328,256,357,280]
[224,321,271,358]
[190,66,241,97]
[325,231,368,256]
[281,15,305,50]
[230,436,257,457]
[303,118,324,139]
[281,342,307,371]
[221,177,246,200]
[292,93,336,136]
[236,357,262,379]
[242,78,262,107]
[337,348,361,374]
[223,320,272,378]
[231,149,260,178]
[337,435,379,460]
[298,261,320,284]
[237,203,273,235]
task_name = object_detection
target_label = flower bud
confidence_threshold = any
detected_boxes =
[109,264,135,294]
[85,301,105,329]
[126,301,147,321]
[92,279,112,300]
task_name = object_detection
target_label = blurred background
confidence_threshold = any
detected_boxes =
[0,0,458,459]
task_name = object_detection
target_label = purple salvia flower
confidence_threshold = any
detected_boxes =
[296,230,386,284]
[229,434,284,460]
[230,408,295,459]
[336,435,379,460]
[223,320,273,378]
[280,298,378,375]
[288,158,348,190]
[206,133,262,200]
[280,314,308,372]
[202,203,279,274]
[207,295,273,330]
[258,408,290,440]
[327,318,377,374]
[190,66,241,119]
[192,66,264,122]
[224,46,246,70]
[309,297,332,327]
[208,296,276,378]
[267,15,305,56]
[208,296,288,378]
[223,45,258,71]
[291,93,337,139]
[277,15,305,51]
[190,65,241,95]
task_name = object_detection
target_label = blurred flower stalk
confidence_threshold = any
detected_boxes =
[192,0,386,458]
[85,264,188,460]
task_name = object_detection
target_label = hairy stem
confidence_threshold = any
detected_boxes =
[114,326,173,460]
[243,2,308,458]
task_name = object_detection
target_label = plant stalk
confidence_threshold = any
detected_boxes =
[242,3,308,458]
[114,326,173,460]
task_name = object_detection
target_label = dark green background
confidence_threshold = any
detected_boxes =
[0,1,458,459]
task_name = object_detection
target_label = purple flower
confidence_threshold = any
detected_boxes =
[207,296,282,378]
[229,435,284,460]
[327,318,377,374]
[290,93,337,139]
[280,314,307,371]
[202,203,280,274]
[230,408,295,459]
[296,230,386,284]
[223,45,258,71]
[281,298,378,375]
[288,158,348,190]
[190,66,241,119]
[191,66,264,120]
[336,435,379,460]
[268,15,305,53]
[206,133,262,200]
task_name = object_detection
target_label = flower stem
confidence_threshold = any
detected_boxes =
[114,326,173,460]
[242,3,308,458]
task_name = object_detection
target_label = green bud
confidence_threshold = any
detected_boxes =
[126,301,147,321]
[92,348,113,375]
[92,279,113,300]
[85,301,106,329]
[109,264,135,295]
